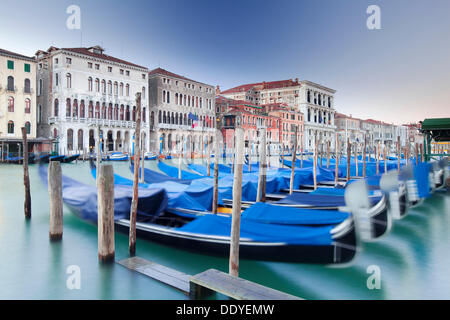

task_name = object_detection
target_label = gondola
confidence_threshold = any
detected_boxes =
[62,154,80,163]
[37,154,51,163]
[49,155,65,162]
[108,152,129,161]
[5,154,35,164]
[39,164,359,264]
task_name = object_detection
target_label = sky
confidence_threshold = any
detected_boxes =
[1,0,449,125]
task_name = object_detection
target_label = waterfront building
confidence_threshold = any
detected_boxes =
[335,113,366,148]
[0,48,38,156]
[264,103,303,151]
[219,78,336,151]
[35,45,149,155]
[148,68,216,154]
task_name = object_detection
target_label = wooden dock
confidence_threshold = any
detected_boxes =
[190,269,302,300]
[117,257,301,300]
[117,256,190,294]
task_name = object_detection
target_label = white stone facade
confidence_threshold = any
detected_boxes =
[298,81,336,151]
[148,68,216,154]
[36,46,149,155]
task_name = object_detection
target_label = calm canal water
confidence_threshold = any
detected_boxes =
[0,159,449,299]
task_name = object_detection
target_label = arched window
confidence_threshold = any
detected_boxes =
[24,78,31,93]
[196,97,198,108]
[8,96,14,112]
[54,99,59,117]
[53,128,58,139]
[125,105,130,121]
[158,110,161,123]
[25,122,31,134]
[7,121,14,134]
[114,82,118,95]
[108,81,112,95]
[95,102,100,119]
[101,103,107,119]
[163,90,166,103]
[120,105,124,120]
[163,111,166,124]
[7,76,14,91]
[66,73,72,88]
[126,84,130,96]
[108,103,113,120]
[95,78,100,92]
[88,77,93,91]
[88,101,94,118]
[38,79,43,95]
[142,87,146,99]
[120,83,124,96]
[66,98,71,117]
[67,129,73,151]
[25,98,31,113]
[38,105,42,123]
[73,99,78,118]
[114,104,119,120]
[101,80,106,94]
[167,91,170,103]
[175,93,178,105]
[143,107,146,123]
[80,100,85,118]
[151,111,155,125]
[78,129,83,151]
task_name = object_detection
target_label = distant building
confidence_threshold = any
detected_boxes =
[219,78,336,151]
[35,45,149,155]
[148,68,216,154]
[215,96,303,154]
[0,48,38,156]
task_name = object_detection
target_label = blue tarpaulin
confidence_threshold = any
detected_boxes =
[176,214,334,245]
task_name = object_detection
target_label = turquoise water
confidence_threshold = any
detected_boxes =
[0,159,449,299]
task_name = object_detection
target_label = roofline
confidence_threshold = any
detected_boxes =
[299,80,336,93]
[36,47,148,71]
[0,49,35,62]
[148,68,214,88]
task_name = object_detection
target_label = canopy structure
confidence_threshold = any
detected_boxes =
[420,118,450,161]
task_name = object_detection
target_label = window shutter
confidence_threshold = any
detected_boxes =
[7,60,14,70]
[24,63,30,72]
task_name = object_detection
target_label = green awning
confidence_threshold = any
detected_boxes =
[420,118,450,142]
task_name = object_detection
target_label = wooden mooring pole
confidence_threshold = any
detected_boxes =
[335,134,339,186]
[98,164,115,262]
[256,128,267,202]
[363,135,367,178]
[376,142,380,175]
[140,131,145,183]
[21,127,31,219]
[207,138,211,177]
[229,127,244,277]
[313,134,318,189]
[289,126,298,194]
[415,143,419,165]
[212,131,219,214]
[129,93,141,256]
[347,138,351,181]
[355,143,359,177]
[326,140,330,168]
[384,144,387,173]
[48,161,63,240]
[397,136,401,171]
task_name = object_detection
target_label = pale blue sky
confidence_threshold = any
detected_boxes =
[1,0,449,124]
